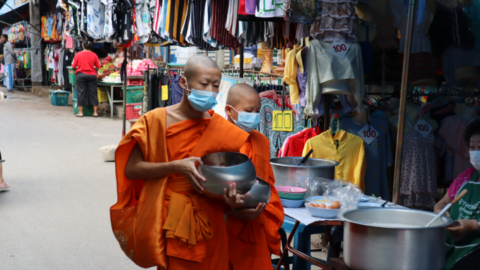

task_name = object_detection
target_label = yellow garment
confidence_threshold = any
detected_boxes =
[302,129,366,191]
[284,47,300,105]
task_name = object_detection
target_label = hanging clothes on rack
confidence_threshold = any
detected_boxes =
[259,90,305,157]
[339,112,393,199]
[303,128,366,191]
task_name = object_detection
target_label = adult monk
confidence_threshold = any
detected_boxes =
[111,56,249,270]
[224,83,285,269]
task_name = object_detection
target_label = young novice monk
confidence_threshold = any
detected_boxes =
[111,56,248,270]
[224,83,285,269]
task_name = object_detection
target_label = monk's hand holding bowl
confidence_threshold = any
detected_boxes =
[176,157,206,193]
[230,203,267,220]
[224,183,245,208]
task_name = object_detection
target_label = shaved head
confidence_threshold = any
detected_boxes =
[225,83,261,125]
[226,83,259,106]
[184,55,221,81]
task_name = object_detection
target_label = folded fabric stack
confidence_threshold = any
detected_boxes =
[277,186,307,208]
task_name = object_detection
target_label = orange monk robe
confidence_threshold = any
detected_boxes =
[111,108,249,270]
[227,130,285,269]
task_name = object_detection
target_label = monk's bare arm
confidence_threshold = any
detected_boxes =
[125,143,206,192]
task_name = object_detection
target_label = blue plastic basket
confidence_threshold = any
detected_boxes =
[50,90,70,106]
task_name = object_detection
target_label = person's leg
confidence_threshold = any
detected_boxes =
[451,247,480,270]
[76,73,87,116]
[89,75,99,116]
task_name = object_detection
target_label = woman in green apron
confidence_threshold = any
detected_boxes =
[434,118,480,270]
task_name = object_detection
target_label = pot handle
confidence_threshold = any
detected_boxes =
[451,189,468,205]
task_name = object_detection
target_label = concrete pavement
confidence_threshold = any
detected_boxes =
[0,89,142,270]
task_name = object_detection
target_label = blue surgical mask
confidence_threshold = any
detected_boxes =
[228,105,260,133]
[185,78,218,112]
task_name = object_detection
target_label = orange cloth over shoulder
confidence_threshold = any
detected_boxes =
[110,108,249,270]
[227,130,285,270]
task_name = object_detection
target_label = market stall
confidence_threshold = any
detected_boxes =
[30,0,480,268]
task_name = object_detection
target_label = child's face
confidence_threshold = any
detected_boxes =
[225,94,261,122]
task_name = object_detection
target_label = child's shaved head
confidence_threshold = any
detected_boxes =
[226,83,260,107]
[225,83,261,126]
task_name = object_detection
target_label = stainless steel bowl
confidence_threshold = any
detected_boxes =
[242,177,271,208]
[270,157,338,187]
[339,208,453,270]
[198,152,256,200]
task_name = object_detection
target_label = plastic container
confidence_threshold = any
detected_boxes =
[126,103,142,120]
[73,98,94,116]
[277,186,307,193]
[72,85,78,99]
[67,67,76,84]
[126,86,144,104]
[50,90,70,106]
[304,202,340,218]
[127,79,144,86]
[279,192,306,200]
[280,198,305,208]
[97,88,108,103]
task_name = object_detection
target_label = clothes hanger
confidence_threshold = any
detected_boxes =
[330,108,340,136]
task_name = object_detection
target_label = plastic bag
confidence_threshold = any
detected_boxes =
[323,180,364,210]
[295,176,336,198]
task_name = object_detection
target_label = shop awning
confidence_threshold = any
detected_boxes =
[0,0,29,23]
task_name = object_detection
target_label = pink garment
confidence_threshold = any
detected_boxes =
[433,104,455,116]
[448,167,477,201]
[64,33,74,49]
[438,115,472,177]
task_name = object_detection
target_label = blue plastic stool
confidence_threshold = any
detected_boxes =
[282,216,326,270]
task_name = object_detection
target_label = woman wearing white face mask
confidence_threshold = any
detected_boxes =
[434,118,480,270]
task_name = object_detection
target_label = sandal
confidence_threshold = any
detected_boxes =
[75,114,83,117]
[93,114,98,118]
[0,182,10,189]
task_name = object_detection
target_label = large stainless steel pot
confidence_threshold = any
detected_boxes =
[270,157,338,187]
[339,208,453,270]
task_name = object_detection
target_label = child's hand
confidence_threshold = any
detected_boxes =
[230,203,267,220]
[223,183,245,208]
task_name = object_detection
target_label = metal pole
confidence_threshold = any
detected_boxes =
[392,0,417,204]
[122,47,127,137]
[323,95,330,130]
[239,46,244,78]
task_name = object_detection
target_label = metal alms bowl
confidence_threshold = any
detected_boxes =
[242,177,271,208]
[198,152,257,200]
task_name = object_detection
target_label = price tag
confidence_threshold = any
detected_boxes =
[358,124,379,144]
[272,111,293,131]
[328,41,350,60]
[414,119,432,138]
[161,85,168,101]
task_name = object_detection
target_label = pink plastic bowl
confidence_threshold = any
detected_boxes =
[276,186,307,193]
